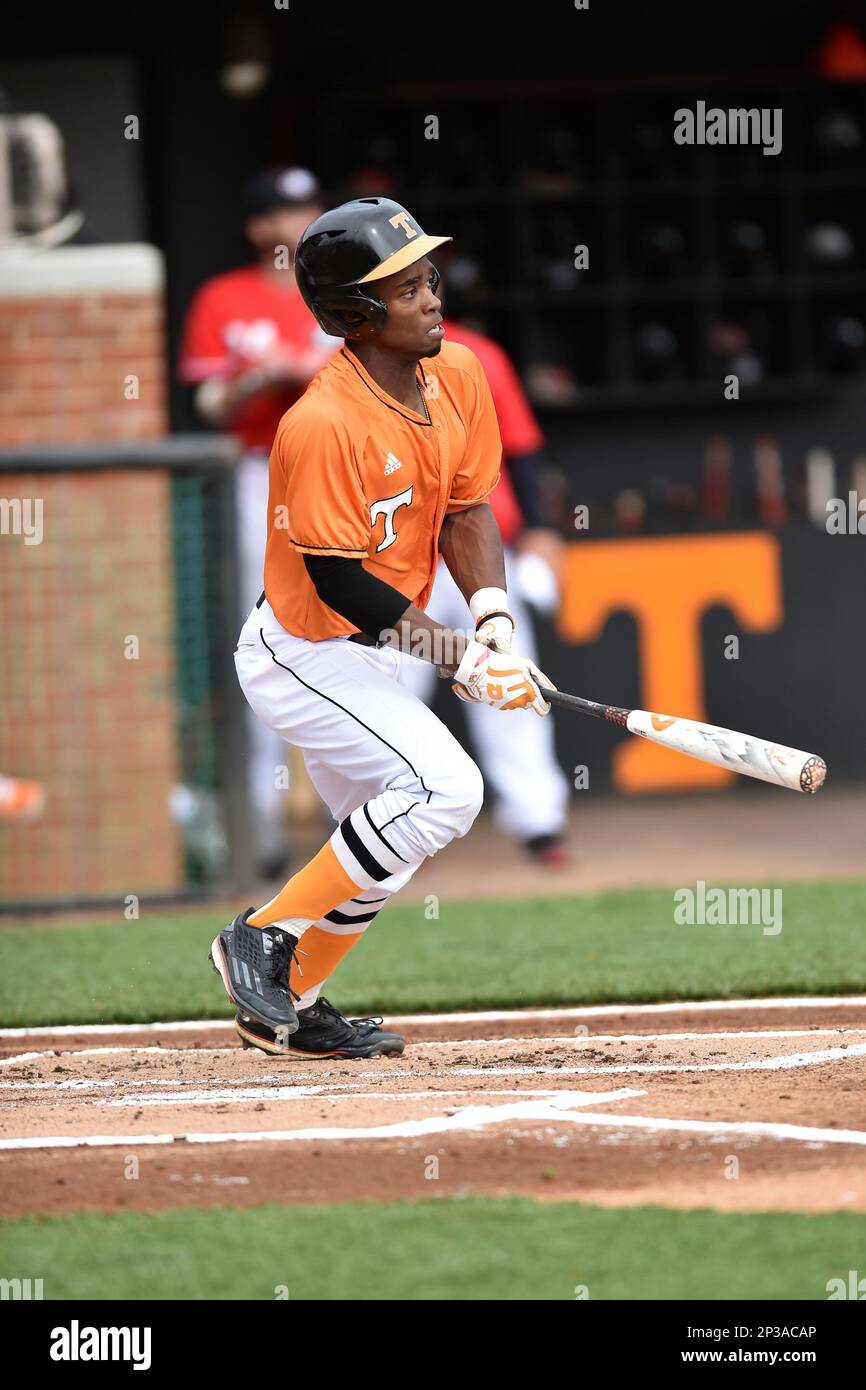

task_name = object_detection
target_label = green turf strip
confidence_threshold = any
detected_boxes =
[1,1199,863,1300]
[1,879,864,1026]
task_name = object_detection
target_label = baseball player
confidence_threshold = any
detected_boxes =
[178,167,339,872]
[397,315,571,867]
[209,197,556,1059]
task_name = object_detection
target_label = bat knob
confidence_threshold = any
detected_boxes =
[800,756,827,794]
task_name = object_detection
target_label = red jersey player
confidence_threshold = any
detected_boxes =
[178,168,340,871]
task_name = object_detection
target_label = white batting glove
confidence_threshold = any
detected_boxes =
[470,587,515,654]
[453,640,555,716]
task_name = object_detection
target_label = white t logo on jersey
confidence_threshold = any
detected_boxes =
[370,485,413,552]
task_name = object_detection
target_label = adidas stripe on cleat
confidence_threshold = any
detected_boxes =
[209,908,302,1032]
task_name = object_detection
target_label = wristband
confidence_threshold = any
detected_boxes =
[469,587,510,624]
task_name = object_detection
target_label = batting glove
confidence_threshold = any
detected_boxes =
[453,639,555,716]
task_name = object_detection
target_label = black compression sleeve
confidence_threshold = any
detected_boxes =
[506,449,549,530]
[303,554,410,637]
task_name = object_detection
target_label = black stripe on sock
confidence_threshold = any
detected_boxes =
[323,908,381,926]
[339,816,390,882]
[363,803,408,863]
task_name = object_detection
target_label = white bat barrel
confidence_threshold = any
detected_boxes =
[626,710,827,794]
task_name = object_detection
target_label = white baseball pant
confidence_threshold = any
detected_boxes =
[235,597,485,1003]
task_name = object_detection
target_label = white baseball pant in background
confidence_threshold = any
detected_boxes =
[236,451,291,861]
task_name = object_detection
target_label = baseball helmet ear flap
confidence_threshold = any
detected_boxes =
[311,288,388,340]
[317,265,440,339]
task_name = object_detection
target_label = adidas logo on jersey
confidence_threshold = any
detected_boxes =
[384,452,403,476]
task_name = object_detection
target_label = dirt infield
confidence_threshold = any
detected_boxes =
[1,998,864,1219]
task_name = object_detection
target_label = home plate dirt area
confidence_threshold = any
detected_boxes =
[1,998,865,1219]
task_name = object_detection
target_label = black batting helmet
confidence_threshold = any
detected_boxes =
[294,197,451,339]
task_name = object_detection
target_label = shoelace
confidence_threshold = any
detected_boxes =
[318,997,383,1035]
[269,932,308,1005]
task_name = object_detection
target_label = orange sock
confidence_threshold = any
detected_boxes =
[248,841,362,928]
[290,926,364,1002]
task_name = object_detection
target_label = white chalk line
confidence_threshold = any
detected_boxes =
[413,1029,863,1049]
[3,1028,861,1072]
[2,1010,864,1151]
[3,1087,866,1150]
[0,1045,197,1068]
[0,1088,644,1149]
[455,1041,866,1077]
[2,995,864,1040]
[3,1034,864,1091]
[95,1087,571,1109]
[1,1028,861,1078]
[545,1112,866,1146]
[0,1074,362,1093]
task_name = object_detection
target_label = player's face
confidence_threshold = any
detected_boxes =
[246,205,324,259]
[375,257,444,359]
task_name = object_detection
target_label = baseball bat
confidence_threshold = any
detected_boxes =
[539,687,827,795]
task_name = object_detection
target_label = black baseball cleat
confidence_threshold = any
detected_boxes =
[524,833,574,869]
[209,909,302,1033]
[236,996,405,1058]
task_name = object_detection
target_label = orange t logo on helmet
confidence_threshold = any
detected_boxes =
[389,211,418,240]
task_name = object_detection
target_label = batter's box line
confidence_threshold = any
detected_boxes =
[3,1089,866,1150]
[453,1040,866,1076]
[3,1029,860,1071]
[93,1087,575,1109]
[412,1028,866,1049]
[0,1088,643,1150]
[2,995,866,1039]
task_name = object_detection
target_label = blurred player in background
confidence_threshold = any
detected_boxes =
[0,775,45,821]
[178,167,340,872]
[398,314,571,867]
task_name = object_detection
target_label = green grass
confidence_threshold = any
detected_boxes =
[1,879,865,1026]
[1,1198,862,1300]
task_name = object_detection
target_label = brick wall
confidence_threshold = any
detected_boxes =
[0,244,167,445]
[0,244,184,904]
[0,468,184,903]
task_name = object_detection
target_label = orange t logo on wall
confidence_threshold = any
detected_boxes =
[557,533,783,791]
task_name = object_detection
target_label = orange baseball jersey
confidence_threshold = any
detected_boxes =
[263,339,502,640]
